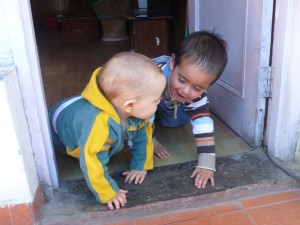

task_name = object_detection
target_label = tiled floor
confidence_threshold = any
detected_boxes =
[107,189,300,225]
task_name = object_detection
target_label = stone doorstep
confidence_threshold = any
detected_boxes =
[39,150,300,225]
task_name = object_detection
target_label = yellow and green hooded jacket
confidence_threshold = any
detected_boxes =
[48,68,154,203]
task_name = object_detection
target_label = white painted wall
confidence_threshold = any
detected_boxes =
[265,0,300,161]
[0,0,40,206]
[0,66,39,205]
[0,0,59,203]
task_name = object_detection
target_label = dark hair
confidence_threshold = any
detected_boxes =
[174,31,228,83]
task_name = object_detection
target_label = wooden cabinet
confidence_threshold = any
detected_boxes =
[128,16,171,58]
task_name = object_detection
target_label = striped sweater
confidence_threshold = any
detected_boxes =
[153,56,216,171]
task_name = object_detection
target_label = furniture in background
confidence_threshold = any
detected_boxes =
[61,16,99,43]
[93,0,130,41]
[60,0,100,44]
[128,16,172,58]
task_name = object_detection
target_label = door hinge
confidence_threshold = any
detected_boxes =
[266,66,272,98]
[261,66,272,98]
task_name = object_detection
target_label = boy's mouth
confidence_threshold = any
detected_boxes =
[174,91,187,102]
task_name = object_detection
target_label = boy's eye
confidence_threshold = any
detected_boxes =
[179,77,185,83]
[194,86,202,91]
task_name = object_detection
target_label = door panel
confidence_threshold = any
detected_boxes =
[195,0,273,147]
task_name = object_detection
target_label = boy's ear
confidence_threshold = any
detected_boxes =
[169,54,175,71]
[123,99,137,113]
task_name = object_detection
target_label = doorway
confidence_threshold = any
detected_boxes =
[35,24,253,182]
[31,0,261,183]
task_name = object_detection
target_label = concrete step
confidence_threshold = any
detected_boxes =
[39,150,300,225]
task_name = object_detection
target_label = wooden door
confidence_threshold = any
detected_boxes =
[190,0,274,147]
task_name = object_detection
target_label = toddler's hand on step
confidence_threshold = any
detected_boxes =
[107,189,128,210]
[123,170,147,184]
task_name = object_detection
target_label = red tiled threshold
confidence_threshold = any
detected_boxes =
[134,204,247,225]
[0,185,43,225]
[107,189,300,225]
[242,191,300,225]
[240,190,300,208]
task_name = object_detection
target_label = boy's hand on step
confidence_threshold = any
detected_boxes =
[107,189,128,210]
[154,144,170,159]
[191,168,215,189]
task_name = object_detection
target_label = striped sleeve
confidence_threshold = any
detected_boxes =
[185,93,216,171]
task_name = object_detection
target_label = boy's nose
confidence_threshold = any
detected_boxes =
[182,86,191,96]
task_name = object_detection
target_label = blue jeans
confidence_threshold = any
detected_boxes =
[156,100,189,127]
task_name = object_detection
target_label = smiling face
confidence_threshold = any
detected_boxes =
[169,57,217,102]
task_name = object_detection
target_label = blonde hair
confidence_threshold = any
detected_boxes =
[98,52,162,100]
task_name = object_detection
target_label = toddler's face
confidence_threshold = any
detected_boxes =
[130,74,166,120]
[169,58,216,102]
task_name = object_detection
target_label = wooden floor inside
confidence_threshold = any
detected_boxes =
[36,26,253,181]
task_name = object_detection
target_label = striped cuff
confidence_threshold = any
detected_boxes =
[197,153,216,172]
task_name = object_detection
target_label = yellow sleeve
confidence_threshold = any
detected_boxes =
[144,121,154,170]
[79,113,118,203]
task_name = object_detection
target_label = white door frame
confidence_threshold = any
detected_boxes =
[265,0,300,161]
[1,0,59,197]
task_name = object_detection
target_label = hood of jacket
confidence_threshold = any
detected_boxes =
[81,67,120,123]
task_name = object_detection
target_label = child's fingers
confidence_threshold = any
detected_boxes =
[128,173,138,183]
[163,149,171,157]
[118,190,128,203]
[200,178,207,188]
[107,201,114,210]
[119,189,128,194]
[107,190,128,210]
[191,168,215,187]
[112,195,126,210]
[124,171,146,184]
[132,173,140,184]
[116,195,126,207]
[160,151,170,159]
[195,174,215,188]
[190,169,197,178]
[137,174,146,184]
[195,174,201,188]
[133,173,144,184]
[196,176,207,188]
[112,199,121,209]
[124,172,136,183]
[154,145,170,159]
[122,171,129,176]
[124,173,131,183]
